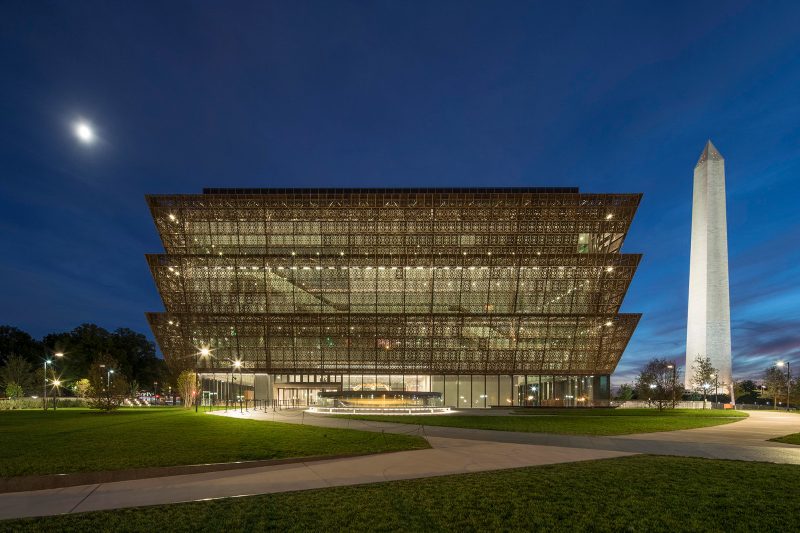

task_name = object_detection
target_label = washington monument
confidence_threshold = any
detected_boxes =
[685,140,733,395]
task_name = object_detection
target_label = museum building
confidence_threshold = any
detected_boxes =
[146,187,641,408]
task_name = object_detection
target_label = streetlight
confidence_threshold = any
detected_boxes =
[42,352,65,411]
[777,361,791,411]
[711,373,719,405]
[667,363,677,407]
[233,360,243,413]
[52,379,61,411]
[107,369,114,388]
[702,383,710,409]
[196,346,211,412]
[43,359,52,410]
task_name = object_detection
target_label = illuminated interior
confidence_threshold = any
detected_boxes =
[146,187,641,407]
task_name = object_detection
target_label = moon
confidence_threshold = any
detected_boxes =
[73,121,95,144]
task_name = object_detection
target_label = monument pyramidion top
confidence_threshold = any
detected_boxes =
[696,139,724,167]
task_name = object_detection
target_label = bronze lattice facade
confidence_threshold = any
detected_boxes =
[146,187,641,407]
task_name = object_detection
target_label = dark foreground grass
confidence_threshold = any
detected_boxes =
[0,409,428,477]
[7,455,800,532]
[340,408,747,436]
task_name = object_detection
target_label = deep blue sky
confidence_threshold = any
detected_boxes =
[1,1,798,383]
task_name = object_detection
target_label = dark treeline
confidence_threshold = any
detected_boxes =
[0,324,169,393]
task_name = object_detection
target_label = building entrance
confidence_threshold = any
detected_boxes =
[276,386,340,408]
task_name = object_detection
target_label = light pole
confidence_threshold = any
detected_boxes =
[667,363,676,408]
[197,347,211,412]
[649,383,656,406]
[702,383,710,409]
[777,361,791,410]
[42,352,64,411]
[233,360,243,413]
[52,379,61,410]
[107,369,114,388]
[712,373,719,405]
[43,359,51,410]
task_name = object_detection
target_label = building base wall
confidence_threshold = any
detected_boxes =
[199,372,610,408]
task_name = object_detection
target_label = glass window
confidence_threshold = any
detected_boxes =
[499,375,513,407]
[471,375,485,408]
[444,375,458,408]
[457,375,471,408]
[486,375,499,406]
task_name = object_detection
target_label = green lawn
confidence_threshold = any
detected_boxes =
[770,432,800,445]
[7,455,800,532]
[0,408,429,477]
[339,408,747,436]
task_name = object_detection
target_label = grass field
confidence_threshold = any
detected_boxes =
[0,408,429,477]
[6,455,800,532]
[770,432,800,445]
[339,408,747,436]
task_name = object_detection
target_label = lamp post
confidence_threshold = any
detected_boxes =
[233,360,243,413]
[52,379,61,411]
[197,347,211,412]
[42,352,64,411]
[712,373,719,406]
[107,369,114,388]
[702,383,710,409]
[649,383,656,406]
[777,361,791,411]
[43,359,51,410]
[667,363,676,408]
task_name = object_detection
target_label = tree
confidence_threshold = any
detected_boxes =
[734,380,758,404]
[42,324,166,386]
[86,355,129,412]
[73,378,91,398]
[5,382,24,399]
[177,370,197,409]
[0,326,43,366]
[690,355,716,408]
[614,383,635,401]
[635,358,683,411]
[0,355,36,396]
[129,379,140,398]
[763,367,787,409]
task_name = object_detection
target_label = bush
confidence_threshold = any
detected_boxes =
[0,397,88,410]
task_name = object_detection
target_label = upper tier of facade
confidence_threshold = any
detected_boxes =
[146,188,641,257]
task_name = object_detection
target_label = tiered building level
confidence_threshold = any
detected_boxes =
[146,187,641,407]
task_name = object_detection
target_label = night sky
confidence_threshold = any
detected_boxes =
[2,1,798,384]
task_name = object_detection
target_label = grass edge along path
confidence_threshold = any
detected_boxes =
[769,432,800,445]
[0,408,429,478]
[5,455,800,532]
[337,408,748,436]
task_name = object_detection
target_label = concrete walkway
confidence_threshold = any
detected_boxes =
[2,410,798,521]
[213,408,800,463]
[0,437,631,520]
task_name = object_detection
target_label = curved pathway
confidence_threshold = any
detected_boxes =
[1,410,798,521]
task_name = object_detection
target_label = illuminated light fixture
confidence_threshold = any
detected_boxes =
[168,214,176,221]
[54,352,64,358]
[605,321,613,326]
[606,213,613,220]
[199,347,211,357]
